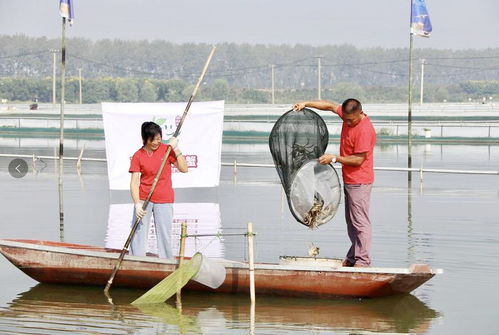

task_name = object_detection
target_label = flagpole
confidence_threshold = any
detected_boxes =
[407,0,414,185]
[59,16,66,241]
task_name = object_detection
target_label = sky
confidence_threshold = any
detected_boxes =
[0,0,498,49]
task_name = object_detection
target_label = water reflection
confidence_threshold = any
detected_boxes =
[0,284,440,335]
[105,203,224,258]
[407,171,415,265]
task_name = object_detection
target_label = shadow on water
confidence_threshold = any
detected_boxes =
[0,284,440,334]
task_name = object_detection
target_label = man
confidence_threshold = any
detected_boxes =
[293,99,376,267]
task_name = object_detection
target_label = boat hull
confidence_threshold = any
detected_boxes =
[0,239,438,298]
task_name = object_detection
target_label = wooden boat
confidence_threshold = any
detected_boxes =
[0,239,442,299]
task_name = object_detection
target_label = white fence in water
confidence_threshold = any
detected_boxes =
[0,153,497,181]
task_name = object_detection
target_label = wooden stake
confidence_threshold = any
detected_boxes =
[176,222,187,311]
[247,222,255,304]
[76,144,85,173]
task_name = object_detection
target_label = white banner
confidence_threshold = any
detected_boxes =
[106,203,224,258]
[102,101,224,190]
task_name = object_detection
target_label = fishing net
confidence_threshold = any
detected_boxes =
[269,108,341,228]
[131,253,202,305]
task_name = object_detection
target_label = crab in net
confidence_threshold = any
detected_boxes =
[302,191,332,229]
[291,141,317,165]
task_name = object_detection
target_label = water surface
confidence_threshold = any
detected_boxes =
[0,141,498,334]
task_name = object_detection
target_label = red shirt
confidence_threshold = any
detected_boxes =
[337,106,376,184]
[129,143,177,203]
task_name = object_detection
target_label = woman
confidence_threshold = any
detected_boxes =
[128,121,188,258]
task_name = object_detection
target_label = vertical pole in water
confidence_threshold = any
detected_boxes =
[53,147,58,171]
[51,50,57,110]
[78,68,82,104]
[420,58,425,105]
[249,299,256,335]
[407,17,414,186]
[176,222,187,311]
[76,144,85,173]
[59,17,67,242]
[317,57,322,100]
[407,0,415,265]
[247,222,255,304]
[271,64,275,104]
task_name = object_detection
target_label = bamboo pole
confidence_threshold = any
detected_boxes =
[78,68,83,104]
[420,59,425,105]
[317,57,322,100]
[58,17,67,242]
[247,222,255,304]
[407,2,414,185]
[271,64,275,104]
[51,49,57,109]
[407,0,414,266]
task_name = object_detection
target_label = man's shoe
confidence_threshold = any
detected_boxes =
[342,259,354,267]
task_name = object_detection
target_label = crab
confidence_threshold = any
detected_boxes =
[292,140,317,166]
[302,191,325,229]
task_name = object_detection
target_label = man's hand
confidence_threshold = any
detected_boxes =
[319,154,336,165]
[292,102,307,111]
[135,202,147,219]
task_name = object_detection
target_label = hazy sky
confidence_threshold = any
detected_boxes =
[1,0,498,49]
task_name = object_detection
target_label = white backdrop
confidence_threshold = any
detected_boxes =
[102,101,224,190]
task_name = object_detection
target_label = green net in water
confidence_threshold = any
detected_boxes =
[131,253,202,305]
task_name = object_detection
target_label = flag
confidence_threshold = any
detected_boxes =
[411,0,432,37]
[59,0,74,25]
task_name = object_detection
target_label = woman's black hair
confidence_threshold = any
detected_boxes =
[141,121,162,146]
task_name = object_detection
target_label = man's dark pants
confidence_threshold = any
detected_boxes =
[344,184,373,266]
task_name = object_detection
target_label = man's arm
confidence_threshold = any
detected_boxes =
[319,152,367,167]
[293,100,340,115]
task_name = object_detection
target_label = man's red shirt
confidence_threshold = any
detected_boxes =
[337,105,376,185]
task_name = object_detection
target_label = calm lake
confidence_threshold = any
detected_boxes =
[0,140,498,334]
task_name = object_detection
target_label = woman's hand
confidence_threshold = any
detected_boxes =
[135,202,147,219]
[168,137,178,151]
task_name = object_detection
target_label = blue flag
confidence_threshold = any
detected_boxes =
[59,0,74,25]
[411,0,432,37]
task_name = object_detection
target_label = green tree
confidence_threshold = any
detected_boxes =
[139,80,158,102]
[330,82,366,101]
[165,79,187,102]
[208,79,229,100]
[241,89,270,103]
[83,78,113,103]
[115,79,138,102]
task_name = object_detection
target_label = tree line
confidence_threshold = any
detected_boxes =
[1,35,499,103]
